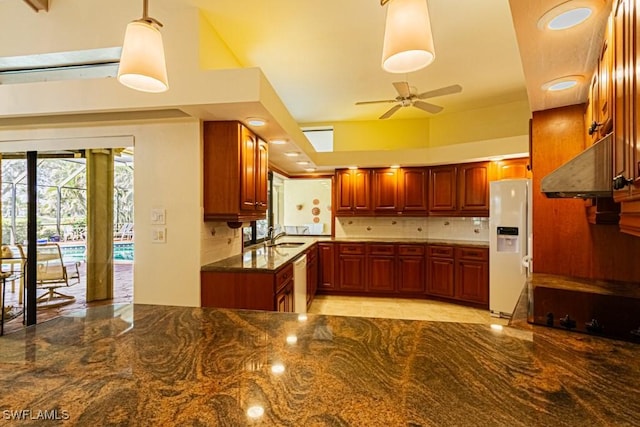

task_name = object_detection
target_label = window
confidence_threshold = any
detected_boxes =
[243,172,273,246]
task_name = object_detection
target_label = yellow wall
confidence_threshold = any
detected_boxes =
[198,12,243,70]
[303,99,530,154]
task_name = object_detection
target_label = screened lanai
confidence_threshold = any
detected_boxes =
[0,149,134,335]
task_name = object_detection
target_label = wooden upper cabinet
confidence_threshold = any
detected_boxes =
[353,169,372,212]
[335,169,354,212]
[335,169,372,215]
[240,127,257,211]
[458,162,490,215]
[428,162,489,216]
[372,168,399,212]
[400,167,428,212]
[599,13,614,137]
[492,158,531,180]
[428,165,457,213]
[203,121,269,222]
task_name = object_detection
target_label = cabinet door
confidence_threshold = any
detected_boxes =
[338,255,366,291]
[598,15,614,136]
[614,0,633,201]
[240,127,257,211]
[426,257,455,298]
[368,256,396,292]
[397,256,425,293]
[428,166,457,213]
[633,0,640,196]
[318,243,336,290]
[493,158,530,180]
[400,167,428,212]
[255,139,269,212]
[335,169,354,213]
[306,248,318,306]
[353,169,372,212]
[372,168,399,212]
[455,260,488,305]
[276,280,293,312]
[458,162,489,214]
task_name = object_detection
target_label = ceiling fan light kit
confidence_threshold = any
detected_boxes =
[381,0,435,74]
[118,0,169,93]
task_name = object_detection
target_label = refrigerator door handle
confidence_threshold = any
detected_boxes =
[521,255,532,275]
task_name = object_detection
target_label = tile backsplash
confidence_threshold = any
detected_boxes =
[201,221,243,265]
[334,216,489,242]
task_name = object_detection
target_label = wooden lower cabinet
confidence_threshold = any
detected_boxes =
[397,245,426,294]
[275,280,293,313]
[306,246,319,308]
[426,245,488,308]
[367,244,396,293]
[318,243,336,291]
[201,263,294,312]
[337,244,367,291]
[426,246,455,298]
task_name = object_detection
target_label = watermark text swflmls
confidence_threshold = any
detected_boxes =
[3,409,70,421]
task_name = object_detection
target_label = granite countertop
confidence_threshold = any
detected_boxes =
[202,237,488,272]
[1,303,639,426]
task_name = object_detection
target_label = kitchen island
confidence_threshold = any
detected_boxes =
[0,303,639,426]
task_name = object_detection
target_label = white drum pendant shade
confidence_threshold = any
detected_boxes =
[118,20,168,93]
[382,0,435,74]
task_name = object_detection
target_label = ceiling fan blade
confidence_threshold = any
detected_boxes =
[417,84,462,100]
[393,81,411,98]
[413,100,443,114]
[379,104,402,119]
[355,99,397,105]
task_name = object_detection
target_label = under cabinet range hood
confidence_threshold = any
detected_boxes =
[541,133,612,198]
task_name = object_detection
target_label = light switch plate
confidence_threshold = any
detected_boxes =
[151,208,166,225]
[151,227,166,243]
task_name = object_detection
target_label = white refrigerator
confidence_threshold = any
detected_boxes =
[489,179,532,318]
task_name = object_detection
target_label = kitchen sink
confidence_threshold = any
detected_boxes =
[273,242,305,248]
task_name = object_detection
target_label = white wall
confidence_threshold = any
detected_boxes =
[283,179,332,235]
[0,118,239,307]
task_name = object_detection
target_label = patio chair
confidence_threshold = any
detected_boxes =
[33,243,81,308]
[114,223,134,241]
[1,245,26,304]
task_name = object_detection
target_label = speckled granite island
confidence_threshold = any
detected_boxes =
[1,304,639,426]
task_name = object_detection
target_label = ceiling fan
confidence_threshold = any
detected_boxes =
[356,82,462,119]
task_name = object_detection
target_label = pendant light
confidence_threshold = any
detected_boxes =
[381,0,435,74]
[118,0,168,93]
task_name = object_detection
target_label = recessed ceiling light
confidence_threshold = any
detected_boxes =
[284,152,300,157]
[348,166,358,170]
[538,3,593,31]
[542,75,583,91]
[296,160,310,165]
[270,139,287,145]
[305,168,317,173]
[390,164,400,169]
[247,117,266,126]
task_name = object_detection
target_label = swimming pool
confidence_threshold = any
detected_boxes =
[60,242,134,263]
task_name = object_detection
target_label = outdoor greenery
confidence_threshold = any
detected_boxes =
[1,157,133,245]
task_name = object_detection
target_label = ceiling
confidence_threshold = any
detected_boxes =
[4,0,611,175]
[185,0,611,174]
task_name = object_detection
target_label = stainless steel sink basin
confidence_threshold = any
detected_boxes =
[273,242,305,248]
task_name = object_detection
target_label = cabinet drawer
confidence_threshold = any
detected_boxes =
[275,264,294,289]
[339,244,365,255]
[368,244,395,255]
[427,245,454,258]
[398,245,425,256]
[455,247,488,261]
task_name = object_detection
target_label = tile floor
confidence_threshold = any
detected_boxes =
[308,294,510,325]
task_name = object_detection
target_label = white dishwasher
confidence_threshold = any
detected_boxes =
[293,255,307,313]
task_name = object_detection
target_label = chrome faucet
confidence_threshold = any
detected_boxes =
[266,226,286,246]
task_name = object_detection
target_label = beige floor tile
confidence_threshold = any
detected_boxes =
[309,295,510,325]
